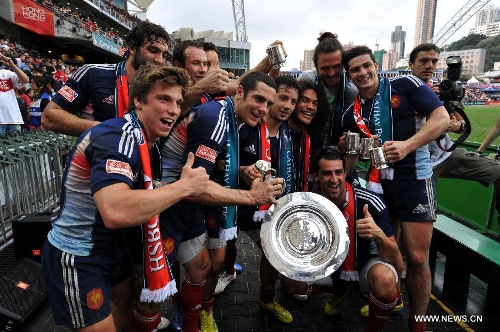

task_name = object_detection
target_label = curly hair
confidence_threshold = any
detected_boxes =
[122,22,173,60]
[296,79,330,144]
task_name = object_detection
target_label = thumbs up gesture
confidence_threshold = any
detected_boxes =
[356,204,382,239]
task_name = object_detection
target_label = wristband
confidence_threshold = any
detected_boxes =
[459,122,465,132]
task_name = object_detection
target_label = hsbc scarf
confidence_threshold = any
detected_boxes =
[340,182,358,281]
[220,97,238,241]
[127,111,176,302]
[353,77,393,194]
[253,122,294,222]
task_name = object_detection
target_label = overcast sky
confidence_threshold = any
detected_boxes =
[144,0,498,70]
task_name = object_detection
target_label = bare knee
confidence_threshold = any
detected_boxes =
[367,264,397,299]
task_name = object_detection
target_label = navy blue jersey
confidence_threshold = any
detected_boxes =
[159,99,227,247]
[47,117,158,256]
[342,75,442,180]
[353,186,393,268]
[51,63,119,122]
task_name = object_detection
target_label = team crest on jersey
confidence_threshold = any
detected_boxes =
[58,85,78,102]
[206,216,216,230]
[106,159,133,180]
[391,95,401,108]
[87,288,104,310]
[163,237,175,255]
[195,145,217,163]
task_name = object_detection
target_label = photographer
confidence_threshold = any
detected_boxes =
[409,43,500,228]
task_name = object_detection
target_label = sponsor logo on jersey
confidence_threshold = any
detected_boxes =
[243,144,256,155]
[58,85,78,102]
[102,94,114,105]
[106,159,133,180]
[87,288,104,310]
[195,145,217,163]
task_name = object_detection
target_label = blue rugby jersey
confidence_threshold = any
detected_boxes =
[47,117,149,256]
[51,63,119,122]
[342,75,442,180]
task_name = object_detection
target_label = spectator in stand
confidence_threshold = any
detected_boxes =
[54,64,68,83]
[16,52,31,74]
[14,86,29,131]
[44,65,62,91]
[28,76,52,130]
[0,52,29,135]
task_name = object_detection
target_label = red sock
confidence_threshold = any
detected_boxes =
[364,290,398,332]
[181,279,206,332]
[260,283,275,304]
[225,239,237,274]
[201,297,214,312]
[409,315,427,332]
[132,305,161,332]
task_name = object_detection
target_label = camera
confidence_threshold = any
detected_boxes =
[439,56,464,102]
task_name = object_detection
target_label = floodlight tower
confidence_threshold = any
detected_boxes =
[431,0,492,47]
[232,0,247,42]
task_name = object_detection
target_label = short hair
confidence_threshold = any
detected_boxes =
[409,43,440,63]
[172,40,203,68]
[313,32,343,69]
[123,22,172,59]
[202,41,218,54]
[128,62,191,111]
[342,46,376,72]
[275,75,300,96]
[310,147,345,174]
[239,72,276,99]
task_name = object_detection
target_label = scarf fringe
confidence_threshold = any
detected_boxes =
[219,226,238,242]
[367,181,384,194]
[340,270,359,281]
[253,210,267,222]
[139,280,177,303]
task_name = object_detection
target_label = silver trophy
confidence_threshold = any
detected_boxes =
[261,192,349,281]
[255,160,285,195]
[266,44,287,69]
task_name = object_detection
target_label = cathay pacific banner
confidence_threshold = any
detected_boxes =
[92,33,120,55]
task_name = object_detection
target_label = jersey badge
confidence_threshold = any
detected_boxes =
[195,145,217,163]
[87,288,104,310]
[106,159,133,180]
[58,85,78,102]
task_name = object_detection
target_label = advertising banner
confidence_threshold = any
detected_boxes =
[92,33,120,55]
[13,0,55,36]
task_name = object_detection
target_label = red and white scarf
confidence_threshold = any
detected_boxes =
[340,182,358,281]
[127,112,176,302]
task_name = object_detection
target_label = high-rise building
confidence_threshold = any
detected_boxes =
[374,49,387,66]
[475,4,500,26]
[301,49,314,71]
[391,25,406,60]
[470,4,500,37]
[413,0,438,48]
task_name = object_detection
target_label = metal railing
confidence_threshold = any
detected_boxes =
[0,130,72,251]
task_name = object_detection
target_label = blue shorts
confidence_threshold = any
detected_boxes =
[160,200,206,262]
[381,178,436,222]
[41,240,133,328]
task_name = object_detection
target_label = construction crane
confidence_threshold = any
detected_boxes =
[231,0,247,42]
[431,0,492,47]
